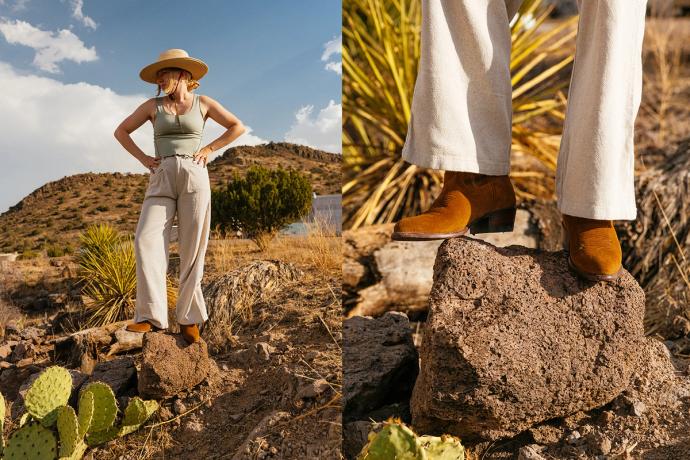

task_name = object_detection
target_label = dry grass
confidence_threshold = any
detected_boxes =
[207,218,342,278]
[637,10,690,152]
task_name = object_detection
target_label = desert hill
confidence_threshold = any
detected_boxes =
[0,142,341,255]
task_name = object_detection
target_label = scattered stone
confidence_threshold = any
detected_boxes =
[157,406,173,421]
[9,342,34,363]
[632,400,647,416]
[254,342,274,361]
[173,399,187,415]
[529,423,564,445]
[518,444,547,460]
[138,332,211,399]
[599,410,615,425]
[297,378,329,399]
[343,312,418,420]
[566,430,581,445]
[411,237,648,441]
[0,344,13,360]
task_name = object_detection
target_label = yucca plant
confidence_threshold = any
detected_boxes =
[77,223,177,328]
[343,0,578,229]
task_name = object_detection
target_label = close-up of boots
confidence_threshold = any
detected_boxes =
[342,0,690,458]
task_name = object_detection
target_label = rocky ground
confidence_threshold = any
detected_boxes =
[343,226,690,460]
[0,238,342,459]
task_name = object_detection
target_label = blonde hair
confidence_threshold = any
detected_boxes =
[156,68,199,96]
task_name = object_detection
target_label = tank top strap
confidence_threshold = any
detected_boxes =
[155,96,163,112]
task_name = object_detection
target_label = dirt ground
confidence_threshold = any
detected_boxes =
[0,232,343,459]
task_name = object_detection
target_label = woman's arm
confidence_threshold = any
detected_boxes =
[114,98,159,172]
[195,95,247,166]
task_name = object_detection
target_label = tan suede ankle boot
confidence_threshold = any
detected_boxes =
[392,171,516,241]
[562,214,623,282]
[126,321,154,333]
[180,323,200,344]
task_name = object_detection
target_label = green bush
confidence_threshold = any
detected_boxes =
[211,165,313,250]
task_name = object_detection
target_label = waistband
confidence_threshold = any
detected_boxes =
[160,154,196,160]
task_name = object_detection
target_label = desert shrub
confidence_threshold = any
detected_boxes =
[96,205,109,212]
[46,243,67,258]
[211,165,313,250]
[77,223,176,327]
[19,249,39,260]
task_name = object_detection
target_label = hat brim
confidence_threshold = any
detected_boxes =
[139,57,208,84]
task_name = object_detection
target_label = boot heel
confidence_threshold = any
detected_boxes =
[469,207,516,235]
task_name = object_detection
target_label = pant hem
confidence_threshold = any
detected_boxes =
[401,149,510,175]
[557,200,637,221]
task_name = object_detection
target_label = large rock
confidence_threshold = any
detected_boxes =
[137,332,211,399]
[343,312,418,420]
[411,237,648,441]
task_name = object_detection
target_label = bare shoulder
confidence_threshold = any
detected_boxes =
[199,94,219,107]
[199,94,221,119]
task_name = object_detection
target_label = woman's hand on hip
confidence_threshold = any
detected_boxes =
[192,147,212,167]
[140,155,161,173]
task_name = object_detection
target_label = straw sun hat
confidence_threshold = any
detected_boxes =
[139,48,208,84]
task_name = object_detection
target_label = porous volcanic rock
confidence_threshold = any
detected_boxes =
[138,332,211,399]
[411,237,647,441]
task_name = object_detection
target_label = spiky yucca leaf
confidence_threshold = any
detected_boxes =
[343,0,577,229]
[77,224,177,328]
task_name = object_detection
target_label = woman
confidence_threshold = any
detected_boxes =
[113,49,246,343]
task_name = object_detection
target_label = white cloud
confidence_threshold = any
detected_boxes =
[321,35,341,75]
[0,18,97,73]
[0,61,268,213]
[284,99,341,154]
[70,0,97,30]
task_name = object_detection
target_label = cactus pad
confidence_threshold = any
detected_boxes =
[77,390,94,438]
[419,435,465,460]
[85,426,119,447]
[4,421,57,460]
[57,405,79,457]
[24,366,72,427]
[81,382,117,433]
[358,422,423,460]
[122,397,158,427]
[358,419,465,460]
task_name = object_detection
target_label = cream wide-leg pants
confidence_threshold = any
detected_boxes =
[134,155,211,329]
[401,0,648,220]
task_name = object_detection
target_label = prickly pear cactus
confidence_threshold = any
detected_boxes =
[24,366,72,427]
[80,382,117,433]
[0,390,5,455]
[57,405,80,458]
[4,421,57,460]
[419,435,465,460]
[77,390,94,439]
[357,418,465,460]
[85,397,159,447]
[357,420,424,460]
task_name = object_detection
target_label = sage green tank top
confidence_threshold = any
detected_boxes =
[153,93,205,158]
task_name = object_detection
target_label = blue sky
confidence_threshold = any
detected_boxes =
[0,0,341,213]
